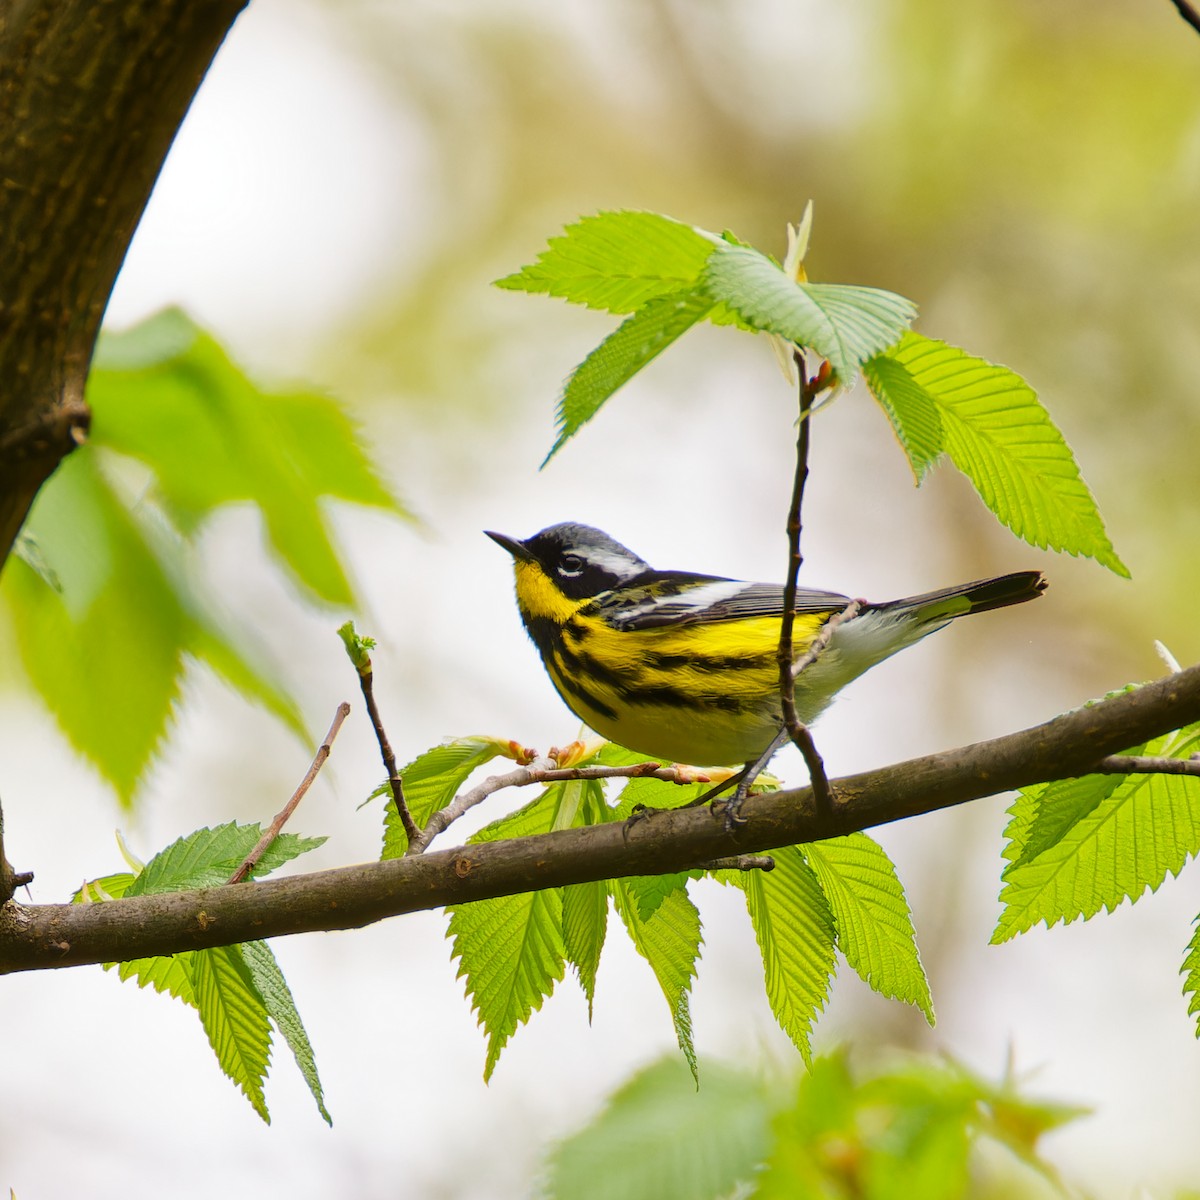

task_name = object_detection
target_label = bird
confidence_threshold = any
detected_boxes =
[487,521,1046,803]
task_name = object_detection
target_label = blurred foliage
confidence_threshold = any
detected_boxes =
[0,309,404,804]
[541,1050,1087,1200]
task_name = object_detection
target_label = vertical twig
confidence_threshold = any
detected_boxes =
[776,354,835,815]
[339,624,421,847]
[228,702,351,885]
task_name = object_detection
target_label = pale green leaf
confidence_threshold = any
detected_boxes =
[861,350,945,480]
[876,332,1127,576]
[739,845,836,1065]
[380,735,514,858]
[546,289,714,463]
[447,789,565,1081]
[3,435,309,805]
[1180,917,1200,1037]
[804,834,934,1023]
[562,881,608,1020]
[240,939,331,1125]
[128,822,324,896]
[544,1056,773,1200]
[701,243,916,383]
[993,727,1200,942]
[91,307,403,605]
[114,951,198,1005]
[192,944,273,1123]
[612,880,703,1081]
[494,210,716,313]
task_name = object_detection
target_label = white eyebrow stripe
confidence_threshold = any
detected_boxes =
[580,547,649,579]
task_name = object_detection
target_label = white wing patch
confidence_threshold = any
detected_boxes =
[605,579,751,628]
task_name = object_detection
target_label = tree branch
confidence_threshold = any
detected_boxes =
[3,662,1199,975]
[0,0,248,569]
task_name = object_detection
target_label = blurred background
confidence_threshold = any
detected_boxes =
[2,0,1199,1193]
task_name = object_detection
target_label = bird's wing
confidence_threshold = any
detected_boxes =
[596,571,853,630]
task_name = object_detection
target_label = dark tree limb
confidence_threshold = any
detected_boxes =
[3,662,1198,975]
[0,0,248,570]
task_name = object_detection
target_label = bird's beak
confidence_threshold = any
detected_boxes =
[485,530,534,562]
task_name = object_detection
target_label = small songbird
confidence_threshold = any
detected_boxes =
[487,522,1046,773]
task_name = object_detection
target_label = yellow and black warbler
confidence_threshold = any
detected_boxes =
[487,522,1046,771]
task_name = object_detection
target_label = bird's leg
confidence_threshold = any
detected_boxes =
[717,727,791,830]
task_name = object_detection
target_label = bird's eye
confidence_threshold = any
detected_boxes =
[559,554,585,577]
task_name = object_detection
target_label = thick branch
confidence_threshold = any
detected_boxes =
[3,663,1199,975]
[0,0,247,567]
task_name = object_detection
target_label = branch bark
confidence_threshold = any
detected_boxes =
[0,0,247,568]
[3,662,1197,975]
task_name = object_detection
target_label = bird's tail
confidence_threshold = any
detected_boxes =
[876,570,1048,625]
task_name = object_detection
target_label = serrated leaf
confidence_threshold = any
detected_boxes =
[1181,917,1200,1037]
[380,735,513,858]
[447,789,565,1081]
[192,944,273,1123]
[544,1056,772,1200]
[240,939,331,1125]
[494,210,716,313]
[546,288,714,463]
[803,834,934,1023]
[701,243,916,384]
[612,880,703,1081]
[114,951,198,1004]
[862,351,945,480]
[619,872,691,924]
[993,727,1200,942]
[127,822,324,896]
[740,846,836,1065]
[875,332,1127,576]
[562,881,608,1020]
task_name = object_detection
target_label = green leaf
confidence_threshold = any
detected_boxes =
[701,243,917,384]
[562,881,608,1021]
[739,845,836,1065]
[114,950,198,1004]
[1181,916,1200,1039]
[543,1056,773,1200]
[612,879,703,1082]
[619,872,691,924]
[861,350,945,480]
[993,726,1200,942]
[803,834,934,1023]
[240,939,331,1125]
[546,289,714,463]
[3,437,313,805]
[90,307,403,605]
[191,944,274,1123]
[447,790,566,1081]
[380,735,515,858]
[494,210,717,313]
[127,822,324,896]
[874,332,1128,576]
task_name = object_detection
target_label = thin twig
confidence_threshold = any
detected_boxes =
[227,703,351,885]
[407,759,709,855]
[1093,753,1200,777]
[356,655,420,848]
[1168,0,1200,35]
[777,355,835,815]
